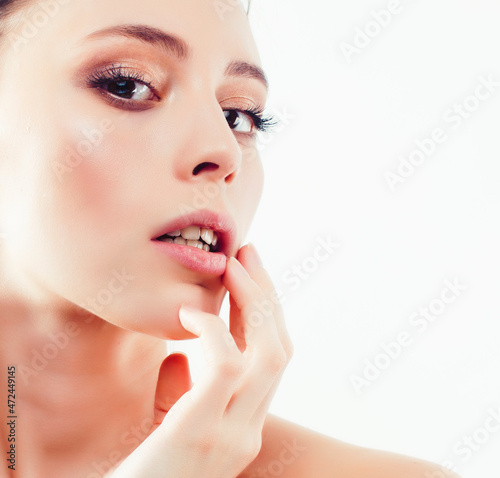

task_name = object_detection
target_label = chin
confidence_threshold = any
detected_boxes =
[93,281,228,340]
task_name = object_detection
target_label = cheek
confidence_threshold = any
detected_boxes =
[2,91,265,339]
[0,45,140,290]
[5,112,142,303]
[2,114,225,340]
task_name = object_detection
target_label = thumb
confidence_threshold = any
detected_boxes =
[153,353,192,427]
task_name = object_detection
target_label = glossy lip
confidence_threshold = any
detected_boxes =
[150,209,237,275]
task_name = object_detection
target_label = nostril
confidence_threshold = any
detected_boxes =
[192,162,219,175]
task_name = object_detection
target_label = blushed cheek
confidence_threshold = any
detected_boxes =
[16,118,133,299]
[49,125,121,237]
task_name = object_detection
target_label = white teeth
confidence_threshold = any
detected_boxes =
[180,226,200,240]
[200,227,214,245]
[161,225,219,250]
[159,235,213,252]
[187,240,204,249]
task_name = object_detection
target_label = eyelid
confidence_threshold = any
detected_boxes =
[76,59,166,94]
[88,64,157,89]
[82,62,164,111]
[219,95,259,110]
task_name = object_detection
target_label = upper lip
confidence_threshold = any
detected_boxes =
[151,209,237,256]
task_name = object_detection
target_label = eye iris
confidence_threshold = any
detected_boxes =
[225,110,241,129]
[108,79,136,99]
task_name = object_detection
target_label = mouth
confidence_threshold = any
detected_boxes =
[151,210,236,275]
[155,226,220,253]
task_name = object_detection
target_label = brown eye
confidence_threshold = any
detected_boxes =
[101,79,155,101]
[86,64,159,109]
[224,110,254,133]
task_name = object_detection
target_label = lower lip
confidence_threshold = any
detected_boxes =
[151,240,227,275]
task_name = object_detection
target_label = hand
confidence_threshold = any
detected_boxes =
[108,243,294,478]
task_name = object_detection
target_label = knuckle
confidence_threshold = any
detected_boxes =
[263,348,288,374]
[238,433,262,463]
[193,429,218,456]
[248,435,263,461]
[284,340,294,362]
[218,355,244,379]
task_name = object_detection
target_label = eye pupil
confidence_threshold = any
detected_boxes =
[108,80,136,99]
[224,110,240,129]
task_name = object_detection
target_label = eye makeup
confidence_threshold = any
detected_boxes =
[81,59,277,134]
[226,104,278,134]
[85,63,160,111]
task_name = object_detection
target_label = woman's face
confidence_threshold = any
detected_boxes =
[0,0,266,339]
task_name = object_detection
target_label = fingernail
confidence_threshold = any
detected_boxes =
[180,304,199,312]
[247,243,263,267]
[179,305,201,331]
[179,304,200,321]
[230,257,250,277]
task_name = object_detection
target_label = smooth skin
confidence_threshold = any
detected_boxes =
[0,0,461,477]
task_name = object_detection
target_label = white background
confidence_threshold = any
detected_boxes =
[171,1,500,477]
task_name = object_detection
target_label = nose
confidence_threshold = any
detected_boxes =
[174,100,242,186]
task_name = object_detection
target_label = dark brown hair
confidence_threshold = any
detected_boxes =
[0,0,252,53]
[0,0,32,23]
[0,0,23,13]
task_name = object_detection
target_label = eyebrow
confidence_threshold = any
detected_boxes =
[225,60,268,90]
[84,24,269,90]
[85,24,189,59]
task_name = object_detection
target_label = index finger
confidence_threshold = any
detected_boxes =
[234,243,294,358]
[222,256,281,354]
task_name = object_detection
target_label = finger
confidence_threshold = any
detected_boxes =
[240,245,295,421]
[237,243,294,358]
[228,294,246,353]
[225,345,287,424]
[249,367,287,431]
[222,256,279,351]
[153,353,192,427]
[174,305,245,422]
[230,247,294,426]
[222,257,288,422]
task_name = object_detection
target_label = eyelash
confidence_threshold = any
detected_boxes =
[86,64,278,134]
[86,64,158,109]
[238,105,278,134]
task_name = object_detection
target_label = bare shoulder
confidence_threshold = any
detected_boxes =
[240,414,462,478]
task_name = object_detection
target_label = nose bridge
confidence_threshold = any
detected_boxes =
[173,89,242,183]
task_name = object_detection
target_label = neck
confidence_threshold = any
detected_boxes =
[0,293,167,477]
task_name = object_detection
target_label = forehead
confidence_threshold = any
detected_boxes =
[13,0,262,67]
